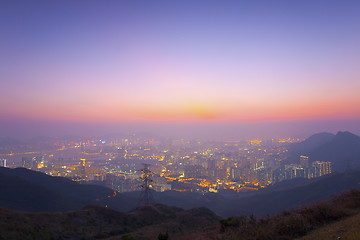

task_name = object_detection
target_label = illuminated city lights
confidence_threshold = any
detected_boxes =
[0,134,335,194]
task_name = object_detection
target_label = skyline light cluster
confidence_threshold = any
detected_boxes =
[1,0,360,138]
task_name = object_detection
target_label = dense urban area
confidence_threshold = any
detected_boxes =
[0,135,332,194]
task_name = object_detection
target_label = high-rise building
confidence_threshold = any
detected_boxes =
[312,161,331,178]
[253,165,271,186]
[22,157,37,169]
[207,159,216,178]
[300,155,309,167]
[0,159,6,167]
[57,157,64,168]
[79,158,86,178]
[31,156,43,169]
[283,164,306,180]
[230,167,242,181]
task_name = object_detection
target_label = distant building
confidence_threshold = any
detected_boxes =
[275,164,306,181]
[215,167,227,180]
[283,164,307,179]
[312,161,331,178]
[184,165,205,178]
[22,156,43,169]
[92,174,105,182]
[272,167,283,183]
[152,183,171,192]
[253,165,271,186]
[0,159,6,167]
[56,157,64,168]
[79,158,86,178]
[105,174,139,192]
[22,157,32,169]
[300,155,309,167]
[207,159,216,178]
[230,167,242,181]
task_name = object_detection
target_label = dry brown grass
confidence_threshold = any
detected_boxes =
[217,190,360,240]
[298,212,360,240]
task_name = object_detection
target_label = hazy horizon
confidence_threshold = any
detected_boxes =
[1,0,360,141]
[1,117,359,141]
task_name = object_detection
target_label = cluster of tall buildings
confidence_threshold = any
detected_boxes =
[2,135,336,194]
[273,155,332,182]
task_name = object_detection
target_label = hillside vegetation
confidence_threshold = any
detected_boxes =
[298,212,360,240]
[217,190,360,240]
[1,190,360,240]
[0,203,219,240]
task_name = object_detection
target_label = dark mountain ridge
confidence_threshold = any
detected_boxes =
[285,132,335,164]
[0,137,23,146]
[2,167,360,218]
[126,170,360,218]
[286,131,360,172]
[0,167,134,212]
[308,131,360,171]
[289,132,335,154]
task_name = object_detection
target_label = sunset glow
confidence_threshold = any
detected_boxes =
[1,0,360,138]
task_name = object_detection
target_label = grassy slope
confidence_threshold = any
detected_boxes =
[199,190,360,240]
[298,212,360,240]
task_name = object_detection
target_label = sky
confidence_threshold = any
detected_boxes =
[1,0,360,140]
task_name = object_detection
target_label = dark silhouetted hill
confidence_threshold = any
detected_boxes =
[123,171,360,218]
[219,171,360,217]
[0,172,80,212]
[285,131,360,172]
[1,187,359,240]
[217,190,360,240]
[260,177,310,192]
[0,203,219,240]
[308,131,360,171]
[290,132,335,153]
[286,132,335,163]
[2,167,360,219]
[0,167,134,212]
[0,137,22,146]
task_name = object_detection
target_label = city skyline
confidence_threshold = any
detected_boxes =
[1,0,360,139]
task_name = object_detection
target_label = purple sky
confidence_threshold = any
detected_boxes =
[1,0,360,140]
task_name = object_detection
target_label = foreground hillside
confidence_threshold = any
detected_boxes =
[1,190,359,240]
[0,203,219,240]
[298,212,360,240]
[173,190,360,240]
[215,190,360,240]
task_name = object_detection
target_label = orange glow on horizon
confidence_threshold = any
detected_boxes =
[1,95,360,124]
